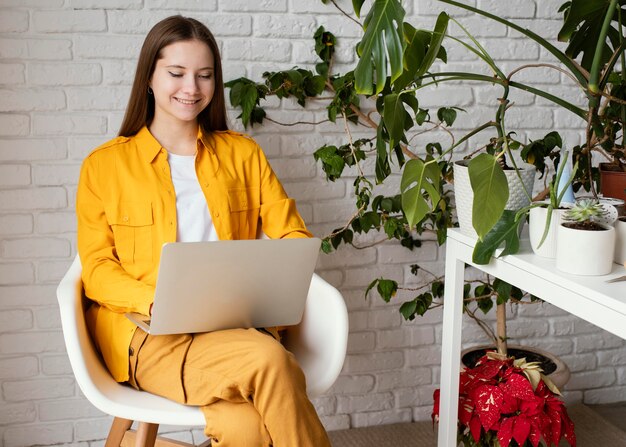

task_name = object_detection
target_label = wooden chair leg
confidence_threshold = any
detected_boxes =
[134,422,159,447]
[105,418,134,447]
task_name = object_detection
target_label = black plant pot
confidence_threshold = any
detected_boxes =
[461,344,571,390]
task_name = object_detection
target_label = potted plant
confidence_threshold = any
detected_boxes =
[527,149,577,258]
[556,199,617,275]
[432,352,576,447]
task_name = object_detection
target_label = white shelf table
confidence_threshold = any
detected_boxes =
[438,228,626,446]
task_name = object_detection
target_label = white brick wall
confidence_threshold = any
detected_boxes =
[1,1,625,445]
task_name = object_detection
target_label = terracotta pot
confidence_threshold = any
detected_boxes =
[600,163,626,203]
[461,344,571,390]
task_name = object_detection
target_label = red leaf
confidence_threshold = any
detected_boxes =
[497,417,514,447]
[459,396,473,425]
[474,384,504,430]
[469,414,483,443]
[500,390,519,414]
[548,408,563,445]
[562,410,577,447]
[432,389,440,422]
[504,373,536,400]
[512,415,531,445]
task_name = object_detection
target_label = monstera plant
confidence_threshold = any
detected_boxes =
[226,0,626,355]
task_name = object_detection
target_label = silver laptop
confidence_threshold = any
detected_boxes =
[125,238,321,335]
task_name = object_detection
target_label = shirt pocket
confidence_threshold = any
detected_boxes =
[106,201,154,265]
[227,187,260,238]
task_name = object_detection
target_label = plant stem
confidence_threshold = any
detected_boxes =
[496,303,507,355]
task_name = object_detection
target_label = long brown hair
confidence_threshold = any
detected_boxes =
[118,15,228,137]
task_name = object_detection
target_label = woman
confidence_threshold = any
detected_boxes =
[76,15,331,447]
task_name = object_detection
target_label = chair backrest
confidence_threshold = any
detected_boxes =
[57,255,348,425]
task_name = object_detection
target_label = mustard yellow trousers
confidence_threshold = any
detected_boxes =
[128,327,331,447]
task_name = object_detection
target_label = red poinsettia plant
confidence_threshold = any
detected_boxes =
[432,352,576,447]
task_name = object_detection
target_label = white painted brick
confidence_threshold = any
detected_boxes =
[41,354,73,376]
[344,264,403,288]
[0,331,66,354]
[0,402,36,426]
[0,38,72,60]
[0,64,25,85]
[0,263,34,285]
[347,331,376,353]
[378,241,438,264]
[312,201,359,224]
[0,187,67,210]
[74,417,117,442]
[29,63,102,86]
[0,115,29,136]
[0,138,67,161]
[221,0,286,12]
[552,318,600,336]
[597,348,626,367]
[37,260,74,284]
[0,214,33,235]
[69,0,142,7]
[39,398,104,421]
[0,285,57,306]
[344,351,404,373]
[311,395,336,416]
[33,164,80,186]
[33,114,107,135]
[0,310,33,333]
[34,306,61,329]
[35,212,76,234]
[376,367,431,391]
[68,86,129,111]
[3,377,75,401]
[3,422,73,447]
[107,113,124,135]
[477,0,536,18]
[268,157,316,180]
[146,0,218,10]
[0,165,30,186]
[254,15,318,38]
[536,1,563,19]
[337,392,394,413]
[0,88,65,112]
[33,10,107,33]
[107,11,174,34]
[292,41,321,65]
[201,14,253,37]
[224,39,292,62]
[283,179,345,201]
[289,1,345,14]
[321,414,351,431]
[506,319,549,338]
[583,386,626,404]
[74,35,144,60]
[2,238,70,259]
[339,289,372,311]
[329,374,376,395]
[577,333,624,353]
[560,353,597,373]
[280,134,328,156]
[566,370,616,391]
[69,137,105,160]
[405,345,442,367]
[0,10,29,33]
[101,60,135,86]
[318,245,376,269]
[351,408,412,428]
[0,356,38,379]
[418,85,475,108]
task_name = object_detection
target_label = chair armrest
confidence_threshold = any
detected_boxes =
[283,273,348,397]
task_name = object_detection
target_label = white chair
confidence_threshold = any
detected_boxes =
[57,255,348,447]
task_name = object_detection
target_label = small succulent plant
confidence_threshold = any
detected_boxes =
[564,199,606,223]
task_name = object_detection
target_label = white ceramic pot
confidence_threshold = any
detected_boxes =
[454,160,536,238]
[556,222,616,275]
[615,217,626,264]
[528,203,572,258]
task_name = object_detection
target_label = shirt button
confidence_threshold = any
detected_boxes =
[123,216,129,222]
[215,212,220,218]
[129,347,134,356]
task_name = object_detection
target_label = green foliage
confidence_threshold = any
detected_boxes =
[563,198,607,222]
[468,154,509,240]
[354,0,405,95]
[521,131,563,178]
[314,140,368,181]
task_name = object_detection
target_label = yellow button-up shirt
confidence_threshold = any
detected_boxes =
[76,126,312,382]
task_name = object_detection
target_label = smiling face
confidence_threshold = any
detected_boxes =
[149,39,215,128]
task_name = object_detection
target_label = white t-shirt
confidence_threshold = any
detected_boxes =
[167,152,219,242]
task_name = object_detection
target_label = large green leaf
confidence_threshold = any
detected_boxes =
[468,153,509,239]
[400,157,442,227]
[558,0,623,71]
[415,12,449,78]
[472,210,524,264]
[383,92,408,149]
[354,0,405,95]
